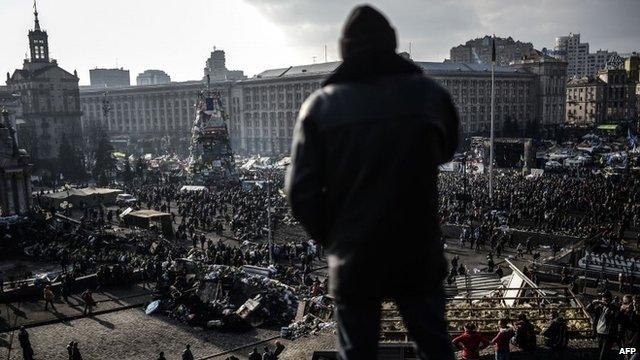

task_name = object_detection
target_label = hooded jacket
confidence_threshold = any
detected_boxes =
[286,5,459,300]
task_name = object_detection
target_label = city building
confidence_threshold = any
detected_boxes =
[510,50,568,128]
[89,68,130,88]
[0,109,31,215]
[450,36,533,66]
[597,67,637,123]
[79,80,235,153]
[81,54,567,156]
[565,76,607,126]
[553,33,589,78]
[203,49,246,81]
[587,50,619,77]
[136,70,171,86]
[552,33,619,78]
[5,6,82,169]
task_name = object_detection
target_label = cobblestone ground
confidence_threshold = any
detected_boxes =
[0,308,281,360]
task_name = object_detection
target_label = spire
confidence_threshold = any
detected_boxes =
[33,0,40,31]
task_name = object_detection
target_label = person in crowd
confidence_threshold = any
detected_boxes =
[43,285,55,310]
[513,313,536,351]
[541,310,569,350]
[587,291,619,360]
[286,4,459,360]
[452,322,490,360]
[273,341,285,358]
[18,326,34,360]
[491,318,514,360]
[262,345,274,360]
[618,294,640,359]
[81,289,96,315]
[248,347,262,360]
[72,342,83,360]
[182,344,194,360]
[67,341,74,360]
[157,351,167,360]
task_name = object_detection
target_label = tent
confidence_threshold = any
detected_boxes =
[122,209,173,237]
[41,187,123,208]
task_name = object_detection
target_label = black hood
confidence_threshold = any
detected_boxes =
[325,4,422,86]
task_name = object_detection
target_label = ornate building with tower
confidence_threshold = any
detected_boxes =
[6,4,82,170]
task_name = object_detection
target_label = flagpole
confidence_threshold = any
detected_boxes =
[489,35,495,202]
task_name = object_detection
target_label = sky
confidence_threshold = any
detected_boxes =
[1,0,639,86]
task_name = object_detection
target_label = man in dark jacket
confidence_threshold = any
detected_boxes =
[286,5,458,360]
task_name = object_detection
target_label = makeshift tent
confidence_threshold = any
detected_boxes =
[41,187,123,208]
[122,209,173,237]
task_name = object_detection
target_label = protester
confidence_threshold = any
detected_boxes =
[81,289,96,315]
[43,285,55,310]
[286,5,458,360]
[618,294,640,359]
[587,291,619,360]
[248,347,262,360]
[18,326,34,360]
[182,344,194,360]
[491,319,514,360]
[541,310,569,350]
[72,342,83,360]
[157,351,167,360]
[452,322,490,360]
[513,313,536,351]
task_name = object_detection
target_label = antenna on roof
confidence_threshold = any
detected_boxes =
[409,42,412,58]
[324,44,327,63]
[312,56,316,64]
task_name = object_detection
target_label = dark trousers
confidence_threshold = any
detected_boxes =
[597,334,614,360]
[334,286,454,360]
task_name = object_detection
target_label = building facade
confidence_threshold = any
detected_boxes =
[553,33,589,78]
[510,50,568,128]
[6,8,82,168]
[597,68,638,123]
[0,109,31,215]
[89,68,130,88]
[136,70,171,86]
[450,36,533,66]
[81,57,567,156]
[565,76,606,126]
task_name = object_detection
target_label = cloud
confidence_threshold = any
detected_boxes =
[244,0,640,62]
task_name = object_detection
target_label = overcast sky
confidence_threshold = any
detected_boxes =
[1,0,638,86]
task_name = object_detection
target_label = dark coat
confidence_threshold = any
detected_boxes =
[286,53,459,301]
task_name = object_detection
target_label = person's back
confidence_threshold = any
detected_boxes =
[452,324,490,360]
[286,5,458,360]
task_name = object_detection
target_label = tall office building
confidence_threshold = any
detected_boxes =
[89,68,130,88]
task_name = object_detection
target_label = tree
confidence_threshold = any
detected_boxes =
[93,130,115,186]
[57,135,86,182]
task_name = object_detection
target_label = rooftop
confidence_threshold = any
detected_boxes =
[253,60,528,80]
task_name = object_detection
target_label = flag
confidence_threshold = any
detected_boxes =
[491,36,496,64]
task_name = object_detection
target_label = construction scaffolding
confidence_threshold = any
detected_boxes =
[379,260,592,343]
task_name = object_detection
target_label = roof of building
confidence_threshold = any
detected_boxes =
[252,60,529,80]
[567,76,606,86]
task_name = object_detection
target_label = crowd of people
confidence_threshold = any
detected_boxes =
[439,171,640,243]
